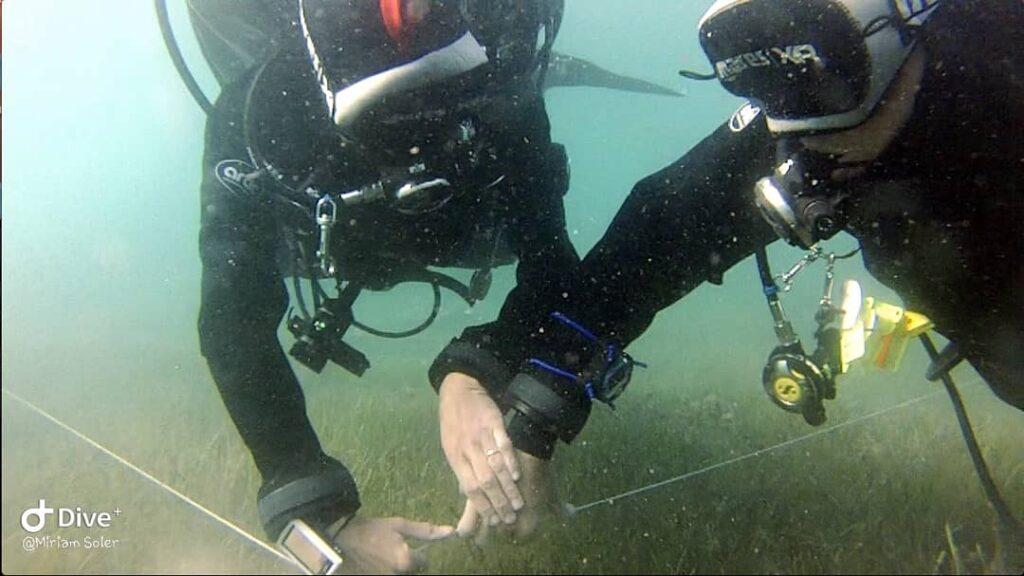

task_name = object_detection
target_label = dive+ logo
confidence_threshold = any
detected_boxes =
[215,159,261,198]
[20,500,120,533]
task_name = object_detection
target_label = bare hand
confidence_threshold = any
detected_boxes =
[464,449,564,544]
[438,372,523,534]
[331,515,454,574]
[505,450,561,541]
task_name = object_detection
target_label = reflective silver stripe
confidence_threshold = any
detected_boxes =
[331,31,488,128]
[298,0,336,118]
[297,1,489,129]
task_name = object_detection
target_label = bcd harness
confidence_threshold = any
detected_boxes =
[242,54,527,377]
[158,0,567,376]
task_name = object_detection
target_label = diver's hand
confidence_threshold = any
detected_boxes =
[504,450,560,541]
[439,372,523,534]
[465,449,562,544]
[331,515,454,575]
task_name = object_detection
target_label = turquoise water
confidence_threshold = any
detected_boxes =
[3,1,1022,574]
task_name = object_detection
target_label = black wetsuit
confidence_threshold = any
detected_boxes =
[197,1,577,536]
[429,0,1024,458]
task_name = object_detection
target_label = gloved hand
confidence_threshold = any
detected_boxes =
[438,372,524,534]
[330,514,454,574]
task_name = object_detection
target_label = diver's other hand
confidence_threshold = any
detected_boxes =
[439,372,523,534]
[331,515,454,575]
[505,449,561,541]
[459,449,562,544]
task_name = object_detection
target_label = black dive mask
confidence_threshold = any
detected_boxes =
[753,141,847,250]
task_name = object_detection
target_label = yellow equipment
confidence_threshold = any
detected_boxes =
[838,280,934,374]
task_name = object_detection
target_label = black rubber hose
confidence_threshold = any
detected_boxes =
[352,282,442,339]
[677,69,718,81]
[155,0,213,115]
[919,334,1021,535]
[755,247,776,290]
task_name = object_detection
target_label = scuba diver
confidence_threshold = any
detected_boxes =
[183,0,583,573]
[429,0,1024,555]
[156,0,682,572]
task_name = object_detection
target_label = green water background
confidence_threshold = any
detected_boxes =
[3,1,1022,573]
